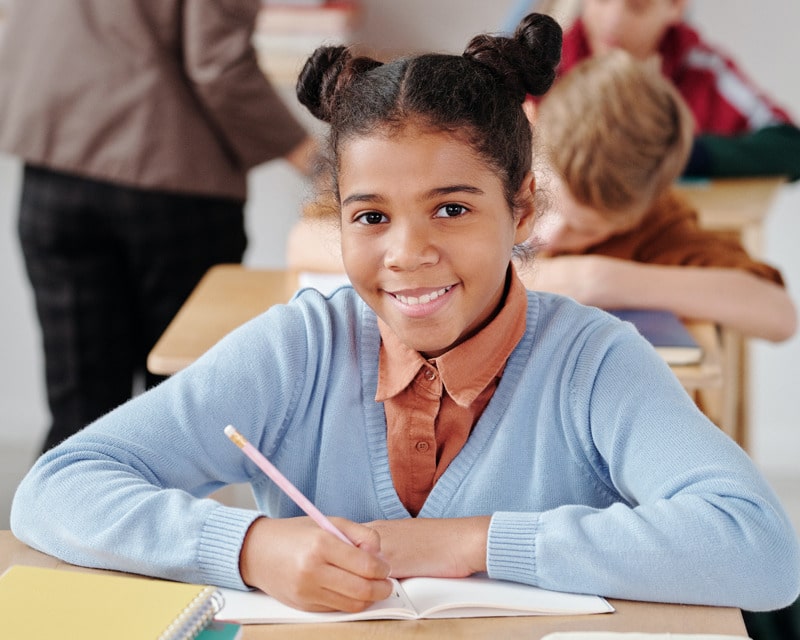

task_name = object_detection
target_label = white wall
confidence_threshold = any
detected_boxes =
[0,154,46,443]
[690,1,800,121]
[1,1,798,473]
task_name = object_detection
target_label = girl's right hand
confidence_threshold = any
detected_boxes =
[238,516,393,612]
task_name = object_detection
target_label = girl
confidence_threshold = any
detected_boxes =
[11,14,800,614]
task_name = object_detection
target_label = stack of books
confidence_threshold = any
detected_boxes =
[254,0,362,85]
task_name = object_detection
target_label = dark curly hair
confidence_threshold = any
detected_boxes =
[296,13,562,212]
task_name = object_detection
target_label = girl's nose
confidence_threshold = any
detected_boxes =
[383,222,439,271]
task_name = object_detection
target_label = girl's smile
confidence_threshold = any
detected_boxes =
[338,124,535,358]
[386,284,456,318]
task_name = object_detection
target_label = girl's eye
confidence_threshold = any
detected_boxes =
[355,211,388,225]
[435,204,467,218]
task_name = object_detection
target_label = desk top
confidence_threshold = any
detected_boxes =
[0,531,746,639]
[147,266,298,375]
[672,321,723,391]
[675,176,784,232]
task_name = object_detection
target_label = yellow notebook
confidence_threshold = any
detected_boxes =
[0,564,224,639]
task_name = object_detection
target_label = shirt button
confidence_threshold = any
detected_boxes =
[424,368,436,381]
[415,441,430,452]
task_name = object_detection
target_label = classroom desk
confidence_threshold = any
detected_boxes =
[0,530,747,639]
[675,176,784,257]
[147,266,299,375]
[674,176,786,450]
[147,264,724,397]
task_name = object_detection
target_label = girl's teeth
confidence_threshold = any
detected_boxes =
[397,286,450,306]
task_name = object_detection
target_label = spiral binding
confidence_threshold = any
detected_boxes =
[158,586,225,640]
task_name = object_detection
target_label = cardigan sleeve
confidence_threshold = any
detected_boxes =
[10,300,319,589]
[487,317,800,611]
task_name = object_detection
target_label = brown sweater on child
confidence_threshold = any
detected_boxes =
[569,190,783,285]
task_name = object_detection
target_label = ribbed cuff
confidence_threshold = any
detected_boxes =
[486,511,540,584]
[197,505,262,589]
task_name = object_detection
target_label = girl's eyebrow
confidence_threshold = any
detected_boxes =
[341,193,384,207]
[341,185,484,208]
[427,185,485,198]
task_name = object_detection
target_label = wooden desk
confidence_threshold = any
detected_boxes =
[147,266,298,375]
[675,176,786,449]
[676,176,784,257]
[671,321,723,393]
[148,265,723,400]
[0,530,747,639]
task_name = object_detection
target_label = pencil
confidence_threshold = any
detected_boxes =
[223,424,354,546]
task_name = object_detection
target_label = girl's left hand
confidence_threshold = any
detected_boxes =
[364,516,490,579]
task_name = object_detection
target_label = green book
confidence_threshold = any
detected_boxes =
[196,621,243,640]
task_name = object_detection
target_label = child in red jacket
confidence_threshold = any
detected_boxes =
[560,0,800,179]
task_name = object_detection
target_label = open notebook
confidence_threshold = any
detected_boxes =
[216,574,613,624]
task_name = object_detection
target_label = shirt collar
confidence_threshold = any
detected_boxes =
[376,265,528,406]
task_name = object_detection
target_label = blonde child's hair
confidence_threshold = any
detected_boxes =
[537,49,693,219]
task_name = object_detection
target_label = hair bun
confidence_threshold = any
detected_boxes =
[463,12,562,100]
[296,45,351,123]
[297,46,384,123]
[514,13,562,95]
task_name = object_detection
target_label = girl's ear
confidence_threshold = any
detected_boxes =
[513,171,537,244]
[522,95,538,125]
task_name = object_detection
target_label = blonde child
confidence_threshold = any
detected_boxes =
[12,14,800,614]
[520,50,796,342]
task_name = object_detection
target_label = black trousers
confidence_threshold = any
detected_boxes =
[18,165,247,452]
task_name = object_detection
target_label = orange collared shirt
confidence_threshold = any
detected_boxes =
[376,268,528,516]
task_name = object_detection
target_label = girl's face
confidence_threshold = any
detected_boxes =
[338,126,535,358]
[582,0,686,60]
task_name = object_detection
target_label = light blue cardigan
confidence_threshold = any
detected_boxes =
[11,285,800,611]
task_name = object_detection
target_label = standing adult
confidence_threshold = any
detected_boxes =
[0,0,315,452]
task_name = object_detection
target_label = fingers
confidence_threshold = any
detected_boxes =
[274,559,394,613]
[315,565,395,613]
[270,530,393,612]
[317,517,390,580]
[239,516,393,612]
[333,517,383,557]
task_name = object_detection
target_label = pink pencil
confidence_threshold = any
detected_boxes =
[223,425,354,546]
